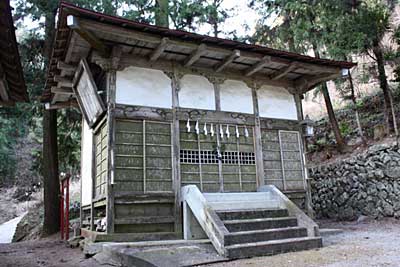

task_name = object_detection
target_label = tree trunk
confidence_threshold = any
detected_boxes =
[42,8,59,236]
[212,0,219,37]
[348,72,367,146]
[313,47,346,152]
[155,0,169,27]
[42,109,60,236]
[373,44,393,135]
[321,83,346,152]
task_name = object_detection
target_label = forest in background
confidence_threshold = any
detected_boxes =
[2,0,400,191]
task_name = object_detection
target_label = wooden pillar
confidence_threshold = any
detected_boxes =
[210,77,224,192]
[294,92,314,217]
[251,83,265,189]
[90,132,96,231]
[169,69,183,234]
[105,69,116,234]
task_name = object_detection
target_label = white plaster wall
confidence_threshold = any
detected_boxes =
[81,120,93,206]
[179,74,215,110]
[116,66,172,108]
[220,80,253,114]
[257,85,298,120]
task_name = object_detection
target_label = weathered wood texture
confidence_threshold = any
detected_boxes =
[114,119,173,192]
[261,129,305,192]
[94,122,108,198]
[113,193,175,234]
[72,59,106,128]
[180,121,257,193]
[111,118,176,236]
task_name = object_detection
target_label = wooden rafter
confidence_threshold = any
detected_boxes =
[149,37,169,62]
[0,77,9,102]
[54,75,73,88]
[51,86,74,95]
[67,15,109,57]
[76,18,343,74]
[57,61,77,72]
[0,64,9,102]
[111,45,123,69]
[245,55,271,77]
[184,43,207,67]
[270,62,299,81]
[297,73,340,93]
[45,100,79,110]
[214,50,240,72]
[0,100,14,107]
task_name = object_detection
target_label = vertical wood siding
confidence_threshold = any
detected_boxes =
[94,122,108,198]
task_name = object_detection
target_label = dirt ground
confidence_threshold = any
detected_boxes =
[0,219,399,267]
[0,235,106,267]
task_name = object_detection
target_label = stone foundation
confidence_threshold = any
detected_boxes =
[310,142,400,220]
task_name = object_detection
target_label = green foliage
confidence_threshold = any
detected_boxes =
[0,115,17,185]
[9,0,233,184]
[339,121,352,137]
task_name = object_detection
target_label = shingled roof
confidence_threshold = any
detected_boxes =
[0,0,28,106]
[42,1,356,104]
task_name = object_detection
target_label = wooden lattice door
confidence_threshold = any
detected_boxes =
[180,121,257,192]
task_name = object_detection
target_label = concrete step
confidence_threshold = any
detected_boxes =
[224,226,308,246]
[225,236,323,259]
[217,208,289,221]
[224,217,298,232]
[204,192,280,211]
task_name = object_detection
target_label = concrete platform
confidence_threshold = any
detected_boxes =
[90,239,229,267]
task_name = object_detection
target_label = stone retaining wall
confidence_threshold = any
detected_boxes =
[310,142,400,220]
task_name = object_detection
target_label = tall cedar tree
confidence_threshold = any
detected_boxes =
[323,0,397,135]
[250,0,347,152]
[14,0,232,235]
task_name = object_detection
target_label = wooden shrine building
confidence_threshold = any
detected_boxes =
[0,0,28,106]
[43,2,355,257]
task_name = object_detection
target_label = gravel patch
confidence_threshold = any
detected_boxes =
[202,219,400,267]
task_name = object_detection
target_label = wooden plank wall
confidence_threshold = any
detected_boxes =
[94,122,108,198]
[180,122,257,193]
[111,118,175,234]
[261,128,306,196]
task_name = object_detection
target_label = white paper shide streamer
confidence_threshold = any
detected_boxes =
[220,125,224,139]
[225,125,230,138]
[210,123,215,136]
[244,126,249,138]
[203,123,208,135]
[236,125,240,138]
[195,120,200,135]
[186,119,191,132]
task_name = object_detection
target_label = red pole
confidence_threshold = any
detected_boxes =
[66,176,70,240]
[60,179,64,240]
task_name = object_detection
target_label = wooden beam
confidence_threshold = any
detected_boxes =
[102,52,295,89]
[270,62,298,81]
[78,17,341,74]
[51,86,74,95]
[67,15,109,57]
[0,77,9,102]
[214,50,240,72]
[149,37,169,62]
[111,45,123,69]
[54,75,73,88]
[245,55,271,77]
[45,100,79,110]
[0,101,15,107]
[297,73,340,93]
[57,61,77,72]
[184,44,207,67]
